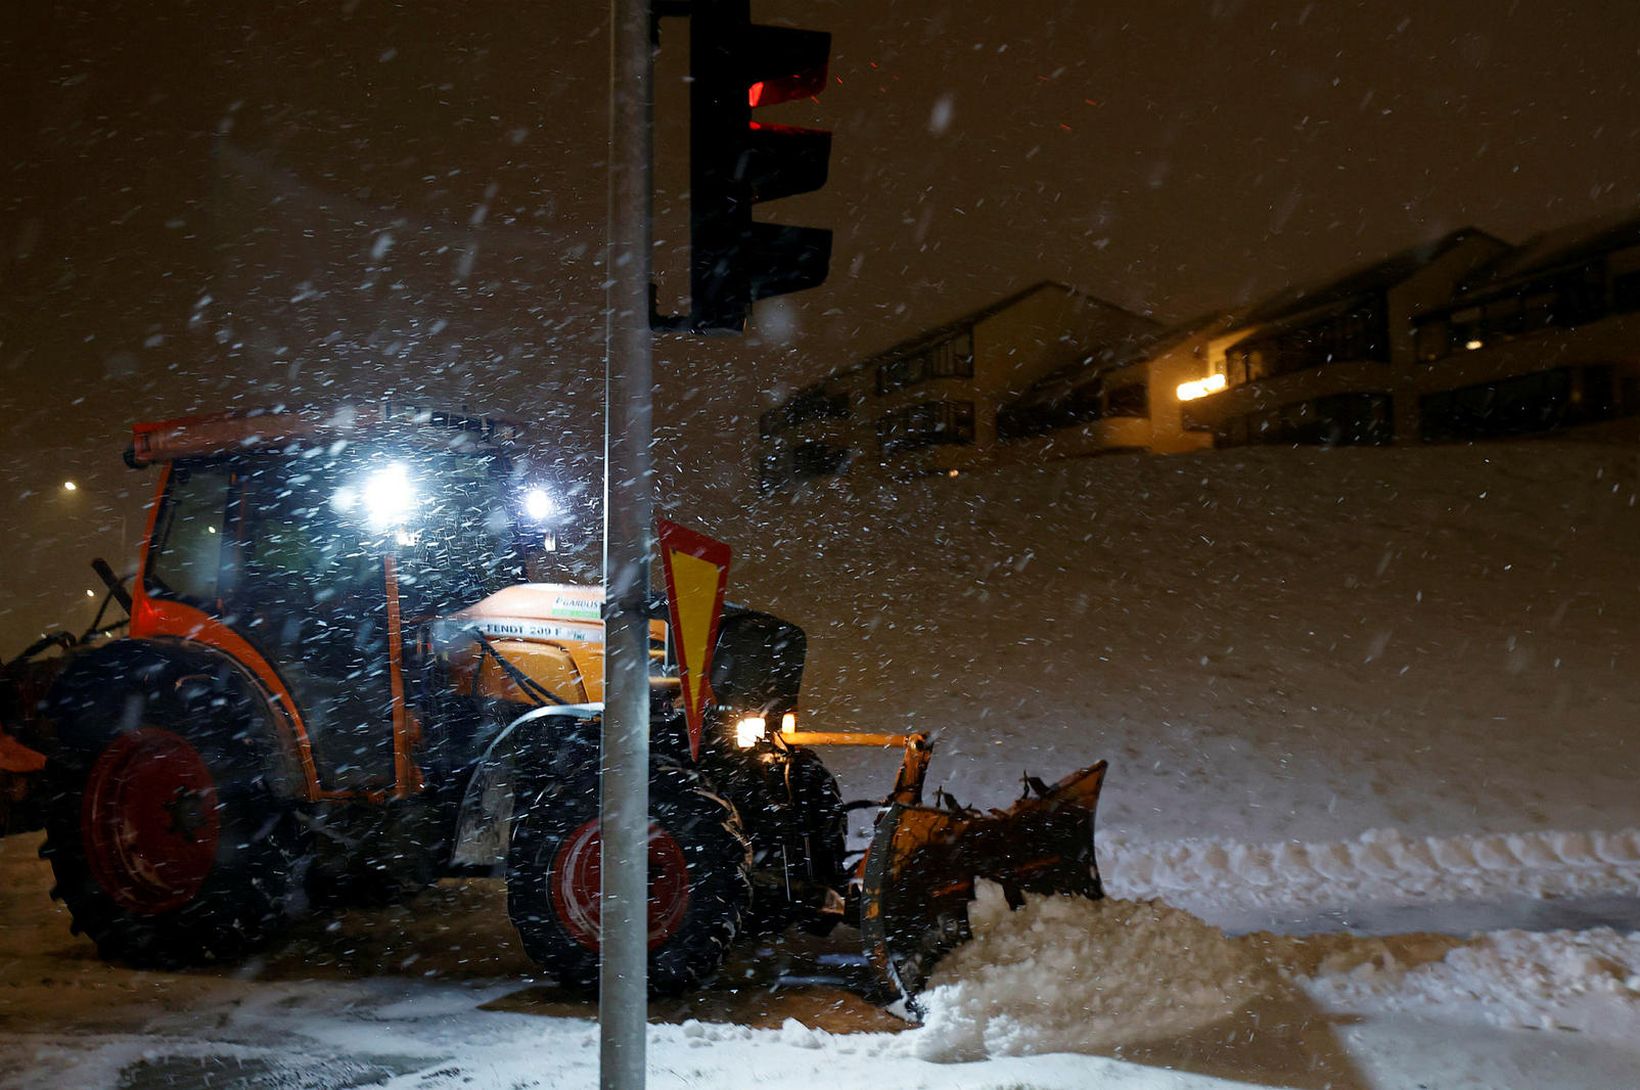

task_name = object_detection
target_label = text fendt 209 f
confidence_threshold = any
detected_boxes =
[0,405,1109,1007]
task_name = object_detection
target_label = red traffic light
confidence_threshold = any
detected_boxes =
[686,3,833,332]
[746,64,828,109]
[744,26,829,108]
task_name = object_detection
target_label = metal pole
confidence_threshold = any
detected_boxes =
[601,0,654,1086]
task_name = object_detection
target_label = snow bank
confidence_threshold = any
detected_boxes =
[1103,825,1640,922]
[1302,927,1640,1040]
[905,886,1281,1061]
[894,885,1640,1063]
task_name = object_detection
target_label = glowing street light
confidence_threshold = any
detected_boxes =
[62,480,78,492]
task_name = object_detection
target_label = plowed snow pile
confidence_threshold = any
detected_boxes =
[907,886,1281,1061]
[897,887,1640,1061]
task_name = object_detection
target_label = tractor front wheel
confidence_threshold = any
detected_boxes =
[507,763,751,995]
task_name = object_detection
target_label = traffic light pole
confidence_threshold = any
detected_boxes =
[601,0,654,1086]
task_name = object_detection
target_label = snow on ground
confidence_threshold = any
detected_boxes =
[4,427,1638,1088]
[903,884,1640,1064]
[6,825,1640,1090]
[1103,824,1640,930]
[706,429,1639,851]
[1299,925,1640,1039]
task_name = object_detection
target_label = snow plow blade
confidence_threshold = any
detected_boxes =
[858,760,1107,1006]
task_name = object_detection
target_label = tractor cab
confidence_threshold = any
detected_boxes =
[126,405,550,797]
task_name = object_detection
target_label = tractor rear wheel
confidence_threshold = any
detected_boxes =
[41,645,305,966]
[507,762,751,995]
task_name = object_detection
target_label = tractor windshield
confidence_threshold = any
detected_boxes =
[313,444,527,618]
[383,446,527,617]
[144,444,526,624]
[217,443,527,622]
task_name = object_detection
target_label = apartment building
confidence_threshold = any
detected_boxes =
[758,282,1158,491]
[1173,213,1640,445]
[760,210,1640,492]
[1407,212,1640,440]
[1179,229,1510,445]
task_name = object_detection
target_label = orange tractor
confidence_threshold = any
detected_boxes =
[2,405,1108,1003]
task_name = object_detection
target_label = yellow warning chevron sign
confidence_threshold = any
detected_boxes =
[657,519,731,760]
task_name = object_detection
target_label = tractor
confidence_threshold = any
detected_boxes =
[1,404,1108,1004]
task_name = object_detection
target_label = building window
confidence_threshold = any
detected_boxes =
[1413,319,1449,362]
[790,440,850,478]
[998,378,1103,440]
[876,400,975,456]
[1228,299,1390,381]
[875,330,976,395]
[1613,270,1640,314]
[1521,290,1559,330]
[1446,306,1483,354]
[1421,369,1575,441]
[1278,392,1394,446]
[1418,261,1615,363]
[997,401,1063,440]
[1104,382,1148,418]
[760,384,849,437]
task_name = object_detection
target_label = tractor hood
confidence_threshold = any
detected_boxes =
[445,583,607,648]
[432,583,807,719]
[433,583,614,705]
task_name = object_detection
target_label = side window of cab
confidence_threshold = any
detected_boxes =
[146,461,232,607]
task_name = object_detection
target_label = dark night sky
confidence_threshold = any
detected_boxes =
[3,0,1639,648]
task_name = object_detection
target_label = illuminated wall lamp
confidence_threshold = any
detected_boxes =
[1176,374,1227,402]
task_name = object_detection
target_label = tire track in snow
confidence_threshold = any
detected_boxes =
[1101,826,1640,933]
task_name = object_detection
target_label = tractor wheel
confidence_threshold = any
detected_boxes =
[507,762,751,995]
[40,645,306,967]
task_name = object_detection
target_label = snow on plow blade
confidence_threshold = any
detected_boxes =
[859,760,1107,1006]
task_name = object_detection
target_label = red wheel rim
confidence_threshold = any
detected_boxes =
[80,727,221,914]
[550,819,691,952]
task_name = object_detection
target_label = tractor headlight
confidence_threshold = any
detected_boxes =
[780,711,797,735]
[734,715,767,749]
[521,486,557,522]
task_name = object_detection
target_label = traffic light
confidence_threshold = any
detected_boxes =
[687,0,832,332]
